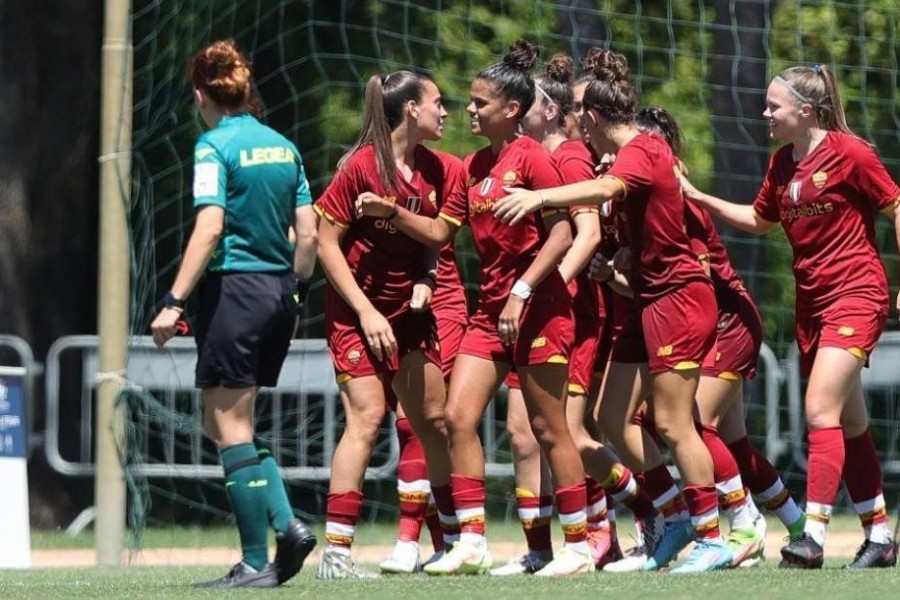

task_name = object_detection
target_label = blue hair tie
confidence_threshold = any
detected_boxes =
[811,64,823,75]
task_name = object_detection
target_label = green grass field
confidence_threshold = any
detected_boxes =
[3,518,897,599]
[1,562,899,600]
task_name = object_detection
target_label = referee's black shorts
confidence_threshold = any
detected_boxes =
[194,272,296,389]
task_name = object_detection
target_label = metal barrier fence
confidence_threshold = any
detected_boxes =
[43,335,510,480]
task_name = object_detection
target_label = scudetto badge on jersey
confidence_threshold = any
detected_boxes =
[480,177,495,196]
[788,181,802,203]
[600,200,614,218]
[406,196,422,214]
[194,162,220,198]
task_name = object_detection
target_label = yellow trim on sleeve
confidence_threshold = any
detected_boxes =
[603,175,628,201]
[438,212,463,227]
[336,372,352,384]
[314,205,349,229]
[570,207,600,216]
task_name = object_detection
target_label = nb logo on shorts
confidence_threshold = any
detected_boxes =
[656,345,674,357]
[531,337,547,349]
[347,349,362,364]
[837,326,856,337]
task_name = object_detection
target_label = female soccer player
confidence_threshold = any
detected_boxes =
[636,106,807,567]
[679,64,900,569]
[358,40,594,578]
[150,39,318,588]
[381,161,469,572]
[314,70,458,578]
[491,52,624,575]
[493,47,733,573]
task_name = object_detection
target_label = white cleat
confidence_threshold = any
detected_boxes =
[602,545,649,572]
[489,551,552,576]
[379,540,421,574]
[316,546,380,579]
[534,546,593,578]
[423,540,493,576]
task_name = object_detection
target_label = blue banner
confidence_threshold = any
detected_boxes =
[0,368,26,459]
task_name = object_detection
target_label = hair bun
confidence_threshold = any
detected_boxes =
[503,39,538,73]
[581,48,629,83]
[544,53,574,84]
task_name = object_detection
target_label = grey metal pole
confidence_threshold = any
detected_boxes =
[96,0,132,567]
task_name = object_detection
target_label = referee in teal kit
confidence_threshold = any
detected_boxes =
[151,39,317,589]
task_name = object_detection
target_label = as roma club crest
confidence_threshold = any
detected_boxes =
[812,171,827,190]
[502,170,518,186]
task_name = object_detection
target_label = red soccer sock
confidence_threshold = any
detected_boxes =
[643,464,689,522]
[843,430,889,537]
[325,490,364,549]
[683,484,721,541]
[451,474,486,537]
[556,481,588,545]
[395,417,429,543]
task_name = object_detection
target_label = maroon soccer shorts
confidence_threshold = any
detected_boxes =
[642,280,717,375]
[327,304,440,383]
[701,292,763,380]
[795,297,887,377]
[458,298,574,368]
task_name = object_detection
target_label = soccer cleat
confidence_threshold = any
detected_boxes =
[602,544,648,572]
[778,533,824,569]
[316,546,380,579]
[274,518,318,584]
[421,549,446,570]
[670,538,733,574]
[587,528,623,569]
[638,511,665,557]
[643,518,693,571]
[738,512,767,568]
[194,562,279,588]
[379,540,421,574]
[534,546,594,577]
[726,526,765,568]
[845,539,897,569]
[423,540,493,576]
[489,550,552,576]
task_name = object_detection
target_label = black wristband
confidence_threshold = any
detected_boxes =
[387,203,399,220]
[294,277,311,310]
[163,291,186,310]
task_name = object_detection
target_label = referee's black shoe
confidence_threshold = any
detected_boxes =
[845,539,897,569]
[275,518,318,584]
[194,562,279,588]
[778,533,824,569]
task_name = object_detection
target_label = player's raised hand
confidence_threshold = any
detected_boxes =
[494,187,542,225]
[355,192,396,219]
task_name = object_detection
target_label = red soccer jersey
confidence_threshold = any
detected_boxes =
[315,144,443,317]
[685,201,746,312]
[439,135,566,313]
[431,150,469,324]
[554,140,602,319]
[753,131,898,314]
[605,132,708,302]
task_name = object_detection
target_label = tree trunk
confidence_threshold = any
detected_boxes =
[709,0,776,298]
